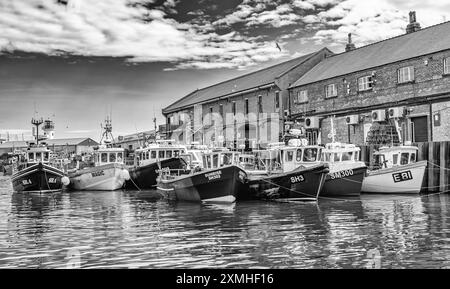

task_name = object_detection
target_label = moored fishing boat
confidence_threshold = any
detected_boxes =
[157,150,247,203]
[125,140,188,190]
[238,146,329,201]
[11,118,70,193]
[68,116,130,191]
[361,145,427,194]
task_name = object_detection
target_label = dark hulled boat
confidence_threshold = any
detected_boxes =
[157,165,247,203]
[11,118,69,193]
[321,165,367,197]
[126,157,187,189]
[125,140,189,190]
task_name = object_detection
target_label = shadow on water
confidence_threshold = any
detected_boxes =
[0,177,449,269]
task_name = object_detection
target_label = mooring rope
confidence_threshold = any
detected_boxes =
[127,171,142,192]
[427,161,450,171]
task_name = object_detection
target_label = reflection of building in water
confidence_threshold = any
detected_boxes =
[360,196,428,266]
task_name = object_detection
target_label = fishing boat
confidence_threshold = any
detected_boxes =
[361,145,427,194]
[286,140,367,197]
[238,145,329,201]
[68,116,130,191]
[157,150,247,203]
[125,140,188,190]
[11,118,70,193]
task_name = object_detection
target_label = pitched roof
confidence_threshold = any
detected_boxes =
[163,49,329,113]
[0,141,28,148]
[292,21,450,87]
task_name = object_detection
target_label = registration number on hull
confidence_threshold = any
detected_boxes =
[329,169,354,180]
[290,175,305,184]
[392,171,413,183]
[91,170,105,178]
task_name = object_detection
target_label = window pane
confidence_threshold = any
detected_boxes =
[400,153,409,165]
[146,151,149,159]
[117,153,123,162]
[410,153,416,163]
[109,153,116,162]
[213,154,219,167]
[342,151,353,161]
[393,154,398,165]
[151,151,157,159]
[303,148,317,162]
[28,153,34,160]
[36,152,42,161]
[159,150,165,158]
[101,153,108,162]
[444,57,450,74]
[44,152,49,161]
[334,153,341,162]
[286,151,294,162]
[296,149,302,162]
[166,150,173,158]
[174,150,179,157]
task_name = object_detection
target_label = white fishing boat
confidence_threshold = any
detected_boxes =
[68,116,130,191]
[361,145,427,194]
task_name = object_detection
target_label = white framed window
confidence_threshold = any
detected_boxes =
[444,57,450,75]
[357,76,373,91]
[398,66,415,83]
[325,83,337,98]
[295,90,308,104]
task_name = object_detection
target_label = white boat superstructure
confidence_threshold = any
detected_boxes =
[361,145,427,194]
[134,139,187,168]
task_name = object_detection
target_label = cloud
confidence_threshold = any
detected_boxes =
[0,0,285,70]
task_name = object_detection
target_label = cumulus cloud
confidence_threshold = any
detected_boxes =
[0,0,285,69]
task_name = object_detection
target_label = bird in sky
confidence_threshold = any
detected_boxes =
[276,42,282,52]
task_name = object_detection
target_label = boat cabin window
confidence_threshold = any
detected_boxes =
[341,151,353,161]
[333,153,341,162]
[213,154,219,167]
[285,150,294,162]
[322,152,330,162]
[410,153,416,163]
[222,153,233,166]
[117,152,123,162]
[393,154,398,165]
[151,151,157,159]
[174,150,179,157]
[43,152,49,162]
[296,149,302,162]
[109,153,116,163]
[400,153,409,165]
[303,148,318,162]
[101,153,108,163]
[159,151,165,159]
[28,152,34,161]
[166,150,173,158]
[36,152,42,162]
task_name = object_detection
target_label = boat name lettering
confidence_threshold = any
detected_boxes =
[22,179,32,185]
[330,169,354,180]
[392,170,413,183]
[91,170,105,177]
[290,175,305,183]
[205,170,222,181]
[48,177,57,184]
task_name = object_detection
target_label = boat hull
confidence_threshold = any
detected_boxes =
[126,158,186,190]
[322,165,367,197]
[246,164,329,200]
[69,163,128,191]
[361,161,427,194]
[157,165,247,203]
[11,163,64,193]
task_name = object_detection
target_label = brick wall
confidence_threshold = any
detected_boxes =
[290,50,450,144]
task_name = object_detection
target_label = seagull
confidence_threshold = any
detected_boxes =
[276,42,282,52]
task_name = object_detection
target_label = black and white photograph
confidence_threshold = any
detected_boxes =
[0,0,450,275]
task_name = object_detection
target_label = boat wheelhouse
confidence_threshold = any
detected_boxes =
[361,145,427,194]
[134,139,187,167]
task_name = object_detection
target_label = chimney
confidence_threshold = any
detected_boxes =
[406,11,421,34]
[345,33,356,52]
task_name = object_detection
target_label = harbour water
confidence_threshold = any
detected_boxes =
[0,176,449,269]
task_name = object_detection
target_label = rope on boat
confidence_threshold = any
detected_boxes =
[128,174,142,192]
[427,161,450,171]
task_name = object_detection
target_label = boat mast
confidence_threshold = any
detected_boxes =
[31,118,43,146]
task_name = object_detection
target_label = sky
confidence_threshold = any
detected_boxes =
[1,0,450,141]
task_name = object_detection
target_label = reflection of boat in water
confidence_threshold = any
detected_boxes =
[361,146,427,194]
[11,118,70,193]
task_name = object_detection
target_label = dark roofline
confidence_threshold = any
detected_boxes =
[290,20,450,88]
[162,49,325,114]
[276,47,333,79]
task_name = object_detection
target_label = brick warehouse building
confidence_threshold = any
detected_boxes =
[289,13,450,146]
[162,48,333,149]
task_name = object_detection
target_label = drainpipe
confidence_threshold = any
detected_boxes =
[429,101,433,142]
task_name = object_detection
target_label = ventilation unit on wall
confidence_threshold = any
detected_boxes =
[346,115,360,125]
[371,110,386,122]
[305,117,320,129]
[388,107,405,118]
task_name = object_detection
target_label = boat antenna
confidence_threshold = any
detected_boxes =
[31,117,43,146]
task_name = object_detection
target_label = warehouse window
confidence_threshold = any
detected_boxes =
[275,91,280,110]
[325,83,337,98]
[357,76,373,91]
[398,66,415,83]
[258,95,263,113]
[295,90,308,104]
[232,101,236,116]
[444,57,450,75]
[244,99,249,115]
